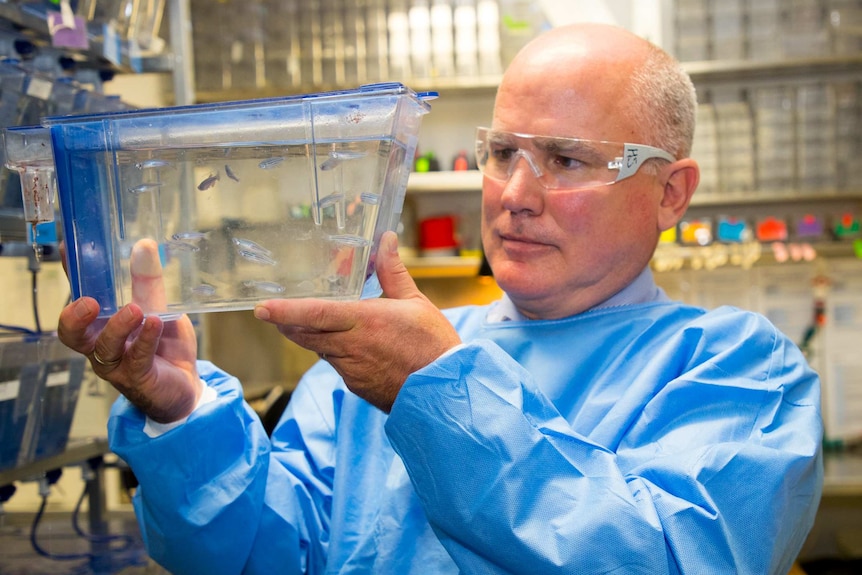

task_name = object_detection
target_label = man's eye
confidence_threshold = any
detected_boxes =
[553,155,586,170]
[491,147,516,161]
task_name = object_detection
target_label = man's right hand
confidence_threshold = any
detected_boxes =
[57,239,201,423]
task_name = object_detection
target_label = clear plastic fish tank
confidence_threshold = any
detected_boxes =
[5,83,435,318]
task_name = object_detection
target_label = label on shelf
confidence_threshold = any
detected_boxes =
[48,11,89,50]
[103,22,121,66]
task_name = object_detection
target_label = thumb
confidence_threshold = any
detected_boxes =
[376,231,420,300]
[130,238,168,315]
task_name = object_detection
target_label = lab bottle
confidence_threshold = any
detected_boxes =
[388,0,412,79]
[410,0,432,79]
[497,0,547,67]
[454,0,478,77]
[431,0,455,77]
[300,1,323,87]
[477,0,502,75]
[343,0,365,86]
[320,0,346,87]
[365,0,390,81]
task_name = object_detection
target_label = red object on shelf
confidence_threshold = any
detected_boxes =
[419,215,459,255]
[453,150,469,171]
[755,216,788,242]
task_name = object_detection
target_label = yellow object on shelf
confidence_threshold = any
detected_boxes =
[404,255,482,278]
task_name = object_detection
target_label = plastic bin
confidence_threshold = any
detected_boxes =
[6,82,435,318]
[0,335,85,471]
[0,336,43,472]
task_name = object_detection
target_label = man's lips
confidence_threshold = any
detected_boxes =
[499,230,547,245]
[497,232,555,254]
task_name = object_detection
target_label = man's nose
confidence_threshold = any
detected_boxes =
[506,149,545,181]
[500,150,545,214]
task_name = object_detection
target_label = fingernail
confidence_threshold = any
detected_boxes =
[74,299,90,319]
[253,305,270,321]
[385,231,397,254]
[120,305,135,323]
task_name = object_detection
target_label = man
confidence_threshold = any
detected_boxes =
[58,23,822,575]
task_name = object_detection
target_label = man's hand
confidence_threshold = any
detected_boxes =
[57,239,201,423]
[253,231,461,412]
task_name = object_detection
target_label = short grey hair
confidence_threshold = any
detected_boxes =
[628,43,697,160]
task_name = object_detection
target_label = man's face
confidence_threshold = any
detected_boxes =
[481,58,666,320]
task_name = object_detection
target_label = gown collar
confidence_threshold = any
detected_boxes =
[486,266,669,323]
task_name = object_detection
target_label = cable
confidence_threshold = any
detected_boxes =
[30,493,91,562]
[70,482,134,551]
[0,322,40,335]
[29,483,140,568]
[31,268,43,334]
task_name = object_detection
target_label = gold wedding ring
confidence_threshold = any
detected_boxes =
[92,349,122,369]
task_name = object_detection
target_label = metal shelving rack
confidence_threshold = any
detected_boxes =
[0,0,194,104]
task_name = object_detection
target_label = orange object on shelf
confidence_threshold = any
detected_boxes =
[755,216,789,242]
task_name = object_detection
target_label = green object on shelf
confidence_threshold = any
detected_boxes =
[502,14,532,31]
[854,238,862,259]
[834,213,860,239]
[415,155,430,173]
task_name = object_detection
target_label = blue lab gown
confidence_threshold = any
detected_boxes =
[108,300,823,575]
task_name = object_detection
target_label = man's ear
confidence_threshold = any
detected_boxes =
[657,158,699,232]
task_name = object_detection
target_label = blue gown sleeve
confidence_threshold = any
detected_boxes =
[384,313,823,575]
[107,360,338,575]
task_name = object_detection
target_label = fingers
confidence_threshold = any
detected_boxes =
[254,298,356,332]
[375,231,420,301]
[123,315,164,373]
[91,304,145,372]
[252,230,424,352]
[57,297,102,355]
[58,295,149,376]
[130,238,167,315]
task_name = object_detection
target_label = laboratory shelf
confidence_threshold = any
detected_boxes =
[689,191,862,209]
[407,170,482,194]
[0,2,173,74]
[194,54,862,104]
[406,171,862,208]
[823,451,862,498]
[195,75,502,104]
[0,436,109,486]
[404,255,482,279]
[682,54,862,85]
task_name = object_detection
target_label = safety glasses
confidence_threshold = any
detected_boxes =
[475,127,677,191]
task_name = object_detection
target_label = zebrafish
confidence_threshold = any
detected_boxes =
[171,231,208,241]
[238,249,277,266]
[317,192,344,209]
[197,172,220,191]
[243,280,286,294]
[166,240,200,252]
[329,234,371,248]
[258,157,285,170]
[225,164,240,182]
[192,283,216,296]
[128,182,163,194]
[360,192,380,205]
[135,159,172,170]
[319,150,367,171]
[232,237,272,256]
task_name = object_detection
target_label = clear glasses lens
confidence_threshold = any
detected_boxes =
[475,128,676,190]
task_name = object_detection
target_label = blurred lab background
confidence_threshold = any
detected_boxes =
[0,1,861,573]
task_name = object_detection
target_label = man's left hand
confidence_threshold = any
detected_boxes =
[253,231,462,412]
